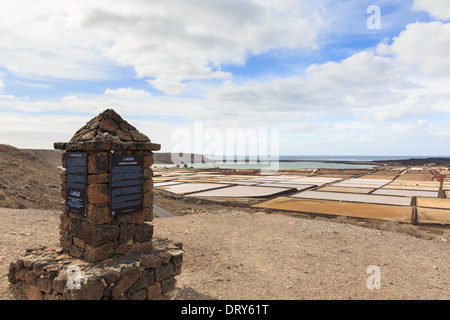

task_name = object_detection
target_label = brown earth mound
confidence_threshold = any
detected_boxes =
[23,149,64,167]
[0,144,62,210]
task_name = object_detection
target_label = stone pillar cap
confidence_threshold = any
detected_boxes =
[54,109,161,151]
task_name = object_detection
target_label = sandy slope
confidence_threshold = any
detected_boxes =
[0,145,62,210]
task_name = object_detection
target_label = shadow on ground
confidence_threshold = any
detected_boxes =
[164,286,216,300]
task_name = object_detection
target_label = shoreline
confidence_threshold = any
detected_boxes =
[154,157,450,168]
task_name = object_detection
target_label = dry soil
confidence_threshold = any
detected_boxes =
[0,145,62,210]
[1,202,449,300]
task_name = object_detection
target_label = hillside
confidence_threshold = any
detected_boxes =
[23,149,64,167]
[153,152,212,164]
[0,144,62,210]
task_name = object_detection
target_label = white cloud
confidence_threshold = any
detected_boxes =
[0,0,322,94]
[0,112,90,149]
[280,117,450,156]
[0,86,208,123]
[146,79,187,96]
[2,78,450,155]
[206,51,415,121]
[377,21,450,76]
[2,1,450,155]
[413,0,450,20]
[104,87,151,100]
[0,1,111,80]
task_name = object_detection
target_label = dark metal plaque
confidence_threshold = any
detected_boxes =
[65,152,87,215]
[110,154,144,216]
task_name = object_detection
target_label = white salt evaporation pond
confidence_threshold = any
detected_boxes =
[281,177,340,186]
[291,190,412,206]
[254,183,316,191]
[160,183,230,195]
[383,181,441,191]
[186,185,293,198]
[372,189,439,198]
[233,176,339,186]
[331,178,392,189]
[154,181,184,187]
[318,186,375,194]
[215,181,260,185]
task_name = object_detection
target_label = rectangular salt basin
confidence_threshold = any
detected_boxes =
[290,177,339,182]
[352,178,393,182]
[245,176,296,181]
[154,181,185,187]
[357,175,399,180]
[210,175,255,180]
[388,181,440,186]
[256,183,316,191]
[193,174,226,177]
[331,183,388,189]
[162,183,230,195]
[331,179,391,188]
[236,179,285,183]
[333,179,391,186]
[253,197,413,223]
[291,191,412,206]
[416,197,450,209]
[286,177,340,186]
[186,185,292,198]
[383,181,441,191]
[318,186,375,194]
[417,207,450,225]
[372,189,438,198]
[383,185,440,191]
[339,178,391,183]
[215,180,259,186]
[160,172,197,176]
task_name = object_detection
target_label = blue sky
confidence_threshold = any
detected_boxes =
[1,0,450,156]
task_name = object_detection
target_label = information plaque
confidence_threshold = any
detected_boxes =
[110,154,144,216]
[65,152,87,215]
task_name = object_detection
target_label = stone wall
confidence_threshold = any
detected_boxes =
[8,239,183,300]
[59,149,155,262]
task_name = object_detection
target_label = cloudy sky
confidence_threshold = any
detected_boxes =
[1,0,450,156]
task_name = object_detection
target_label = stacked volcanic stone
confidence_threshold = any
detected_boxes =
[8,109,184,300]
[8,240,183,300]
[68,108,150,144]
[54,109,160,262]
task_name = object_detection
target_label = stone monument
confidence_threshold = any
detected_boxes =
[8,109,183,300]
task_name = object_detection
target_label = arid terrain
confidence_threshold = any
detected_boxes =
[0,145,62,210]
[1,202,449,300]
[0,145,449,300]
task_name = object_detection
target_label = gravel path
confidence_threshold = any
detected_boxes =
[153,204,177,218]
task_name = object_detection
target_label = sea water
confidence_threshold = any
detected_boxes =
[153,155,433,170]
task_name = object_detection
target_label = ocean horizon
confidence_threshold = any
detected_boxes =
[206,155,449,162]
[153,155,450,170]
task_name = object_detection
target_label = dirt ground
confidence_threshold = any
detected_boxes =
[1,200,449,300]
